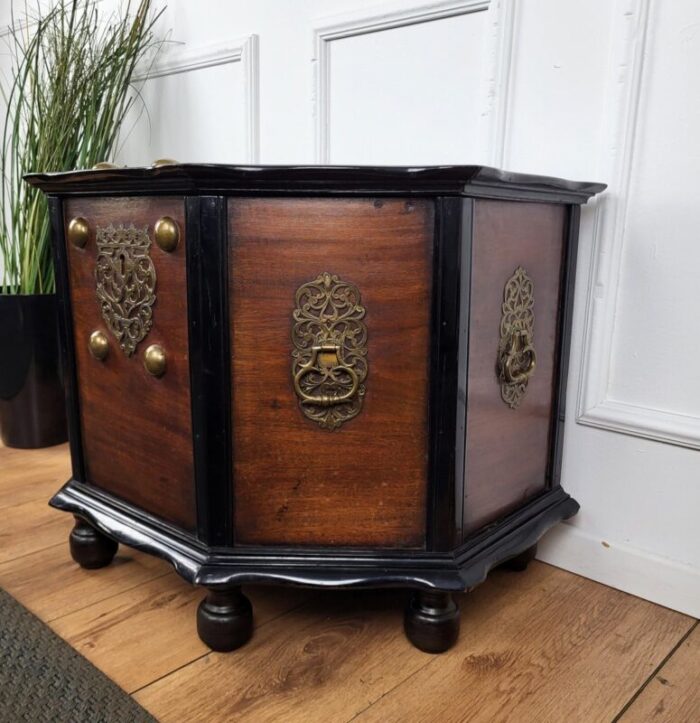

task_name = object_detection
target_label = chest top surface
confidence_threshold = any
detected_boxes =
[24,163,606,203]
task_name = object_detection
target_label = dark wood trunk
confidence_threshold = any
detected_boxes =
[25,164,605,654]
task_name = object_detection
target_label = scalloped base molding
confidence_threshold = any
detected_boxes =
[537,523,700,618]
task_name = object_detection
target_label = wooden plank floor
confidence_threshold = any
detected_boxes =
[1,443,698,722]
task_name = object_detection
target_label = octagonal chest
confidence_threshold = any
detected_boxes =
[25,164,605,653]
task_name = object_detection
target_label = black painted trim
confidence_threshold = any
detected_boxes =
[454,199,473,543]
[427,198,471,551]
[48,196,85,481]
[549,204,581,487]
[50,479,577,591]
[186,196,232,546]
[25,164,606,203]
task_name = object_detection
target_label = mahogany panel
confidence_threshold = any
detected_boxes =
[64,197,195,530]
[229,197,433,547]
[463,200,566,535]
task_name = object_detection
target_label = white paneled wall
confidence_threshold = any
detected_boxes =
[120,37,259,165]
[315,1,492,164]
[4,0,699,615]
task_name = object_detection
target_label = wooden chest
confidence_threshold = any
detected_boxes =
[26,164,605,653]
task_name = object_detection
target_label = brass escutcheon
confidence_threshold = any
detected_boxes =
[497,266,536,408]
[143,344,167,377]
[94,224,156,356]
[68,217,89,248]
[291,272,368,430]
[154,216,179,252]
[88,330,109,360]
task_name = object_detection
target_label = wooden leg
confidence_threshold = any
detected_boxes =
[69,516,118,569]
[501,543,538,572]
[404,590,460,654]
[197,587,253,652]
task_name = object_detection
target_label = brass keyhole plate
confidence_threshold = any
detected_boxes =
[94,224,156,357]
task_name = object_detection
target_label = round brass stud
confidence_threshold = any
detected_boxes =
[88,331,109,361]
[143,344,167,377]
[92,161,117,170]
[152,158,178,167]
[154,216,179,253]
[68,217,89,248]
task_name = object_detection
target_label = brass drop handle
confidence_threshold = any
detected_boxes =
[293,344,359,407]
[143,344,167,377]
[500,329,537,385]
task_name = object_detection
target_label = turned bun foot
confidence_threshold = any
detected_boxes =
[404,590,460,654]
[69,516,118,569]
[501,543,538,572]
[197,588,253,652]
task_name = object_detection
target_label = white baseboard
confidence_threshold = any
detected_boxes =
[537,523,700,619]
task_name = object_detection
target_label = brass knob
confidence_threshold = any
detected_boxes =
[154,216,179,252]
[68,217,89,248]
[144,344,167,377]
[92,162,117,170]
[88,331,109,360]
[152,158,178,167]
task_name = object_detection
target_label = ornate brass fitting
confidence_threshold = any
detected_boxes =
[88,330,109,360]
[143,344,167,377]
[94,224,156,356]
[68,217,89,248]
[497,266,536,409]
[291,272,368,430]
[154,216,179,252]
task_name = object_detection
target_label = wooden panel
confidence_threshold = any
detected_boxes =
[0,443,70,510]
[0,497,72,564]
[134,564,693,723]
[229,197,433,547]
[0,543,167,623]
[64,197,195,530]
[621,623,700,722]
[50,575,312,694]
[353,564,693,723]
[463,200,566,534]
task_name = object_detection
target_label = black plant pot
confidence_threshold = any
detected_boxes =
[0,293,68,448]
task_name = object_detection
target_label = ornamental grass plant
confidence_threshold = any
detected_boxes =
[0,0,163,294]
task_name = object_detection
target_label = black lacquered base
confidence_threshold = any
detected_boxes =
[69,516,118,569]
[52,481,578,655]
[197,587,253,652]
[404,590,460,654]
[500,543,538,572]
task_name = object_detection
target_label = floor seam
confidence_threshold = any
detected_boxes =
[344,654,438,722]
[43,569,174,623]
[128,591,321,697]
[611,618,699,722]
[0,540,69,568]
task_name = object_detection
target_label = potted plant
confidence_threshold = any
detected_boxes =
[0,0,161,447]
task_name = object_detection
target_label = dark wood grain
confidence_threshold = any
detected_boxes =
[228,197,433,547]
[463,200,567,535]
[64,197,196,530]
